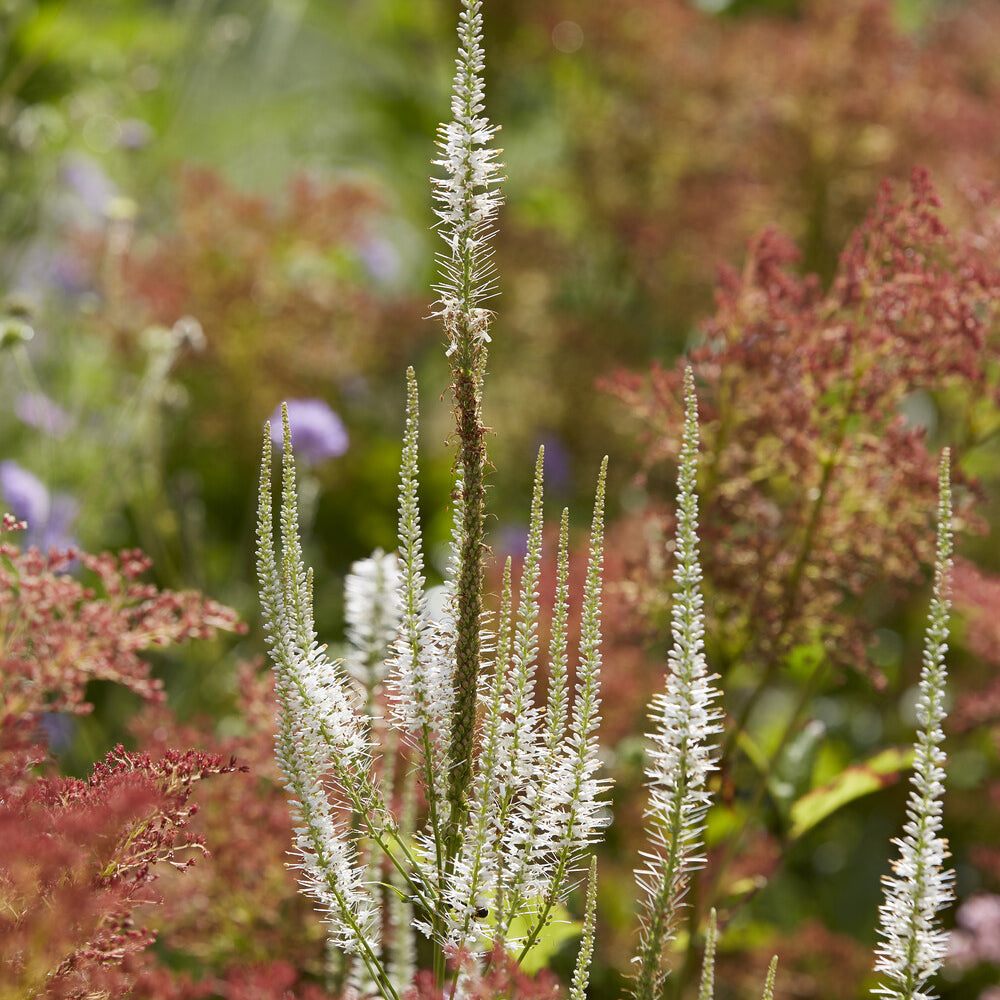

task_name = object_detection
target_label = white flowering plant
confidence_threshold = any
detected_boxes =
[256,2,959,998]
[257,2,607,996]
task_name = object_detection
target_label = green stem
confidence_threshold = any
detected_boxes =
[636,777,690,1000]
[444,326,488,867]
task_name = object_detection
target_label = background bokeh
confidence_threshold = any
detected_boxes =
[3,0,1000,997]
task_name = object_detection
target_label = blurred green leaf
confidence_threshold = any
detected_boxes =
[705,803,747,847]
[789,746,912,841]
[784,640,825,682]
[507,905,580,974]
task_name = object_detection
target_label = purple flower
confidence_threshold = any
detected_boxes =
[61,153,119,221]
[269,399,349,466]
[496,524,529,558]
[15,392,72,437]
[0,460,77,550]
[1,460,49,527]
[949,894,1000,968]
[538,434,572,493]
[119,118,153,149]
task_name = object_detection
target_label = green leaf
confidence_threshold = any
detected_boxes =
[784,640,824,682]
[736,729,769,775]
[508,905,581,974]
[789,746,912,841]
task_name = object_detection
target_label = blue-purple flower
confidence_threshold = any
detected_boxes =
[537,434,572,493]
[0,460,77,550]
[268,399,349,466]
[61,153,119,223]
[15,392,72,438]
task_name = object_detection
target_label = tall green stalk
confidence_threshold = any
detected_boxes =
[430,0,504,864]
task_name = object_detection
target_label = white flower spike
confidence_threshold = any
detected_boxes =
[873,449,955,1000]
[633,367,723,1000]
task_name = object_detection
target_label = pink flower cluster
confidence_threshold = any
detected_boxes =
[0,513,247,996]
[0,515,244,722]
[607,171,999,686]
[0,729,242,998]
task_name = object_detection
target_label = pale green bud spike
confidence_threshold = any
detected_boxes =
[396,368,425,642]
[569,856,599,1000]
[873,448,954,1000]
[545,508,571,754]
[496,556,514,684]
[256,425,280,631]
[515,446,546,670]
[698,909,718,1000]
[761,956,779,1000]
[507,448,546,773]
[487,556,516,940]
[574,456,608,744]
[278,404,313,651]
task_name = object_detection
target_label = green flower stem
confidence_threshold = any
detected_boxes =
[444,347,487,869]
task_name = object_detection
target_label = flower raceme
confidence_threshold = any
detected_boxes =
[873,451,956,1000]
[257,347,960,1000]
[257,389,610,995]
[431,0,504,361]
[632,367,723,1000]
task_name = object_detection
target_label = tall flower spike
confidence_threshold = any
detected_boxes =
[698,910,718,1000]
[633,367,723,1000]
[760,957,779,1000]
[569,857,599,1000]
[432,0,504,871]
[873,449,955,1000]
[386,370,452,844]
[431,0,504,360]
[545,508,572,754]
[256,416,391,997]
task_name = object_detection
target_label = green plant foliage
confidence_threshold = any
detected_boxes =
[789,747,913,841]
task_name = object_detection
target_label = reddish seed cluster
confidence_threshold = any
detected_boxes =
[129,958,333,1000]
[951,558,1000,703]
[509,0,1000,324]
[606,171,999,688]
[0,733,242,999]
[0,534,245,722]
[408,945,560,1000]
[0,525,248,996]
[125,664,328,977]
[949,558,1000,890]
